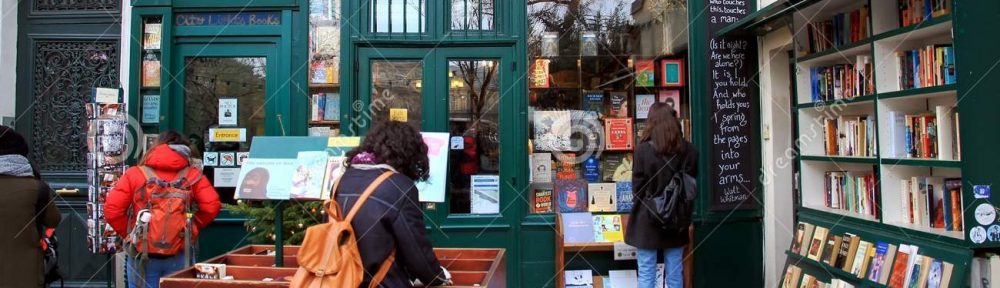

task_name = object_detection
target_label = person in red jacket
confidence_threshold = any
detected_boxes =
[105,131,220,288]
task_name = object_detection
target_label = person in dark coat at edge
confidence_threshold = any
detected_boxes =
[0,125,61,288]
[334,121,453,287]
[625,103,698,288]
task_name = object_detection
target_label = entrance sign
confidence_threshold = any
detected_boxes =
[209,128,247,142]
[416,132,450,202]
[703,0,759,210]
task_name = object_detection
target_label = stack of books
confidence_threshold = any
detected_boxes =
[895,45,957,90]
[809,56,874,101]
[897,0,952,27]
[899,177,963,231]
[822,115,876,157]
[823,171,879,218]
[804,5,871,54]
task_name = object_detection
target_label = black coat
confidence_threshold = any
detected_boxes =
[335,168,448,288]
[624,141,699,250]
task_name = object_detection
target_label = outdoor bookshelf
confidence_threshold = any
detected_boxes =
[715,0,973,286]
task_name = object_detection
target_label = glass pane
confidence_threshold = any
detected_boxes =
[309,0,341,85]
[184,57,267,204]
[371,60,423,128]
[370,0,426,33]
[451,0,494,30]
[447,60,500,214]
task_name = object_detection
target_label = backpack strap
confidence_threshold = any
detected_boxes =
[345,171,394,223]
[368,248,396,288]
[138,166,158,182]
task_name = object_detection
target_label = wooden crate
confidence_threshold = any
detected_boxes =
[160,245,506,287]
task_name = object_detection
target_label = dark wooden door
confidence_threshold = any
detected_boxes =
[16,1,122,287]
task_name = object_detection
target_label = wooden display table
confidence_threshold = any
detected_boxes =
[160,245,506,288]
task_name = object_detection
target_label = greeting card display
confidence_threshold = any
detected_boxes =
[85,88,127,254]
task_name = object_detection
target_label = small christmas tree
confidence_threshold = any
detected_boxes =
[225,200,326,245]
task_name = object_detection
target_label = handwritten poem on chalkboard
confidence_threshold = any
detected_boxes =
[705,0,758,210]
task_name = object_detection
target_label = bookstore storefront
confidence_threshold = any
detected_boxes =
[57,0,1000,286]
[107,0,720,287]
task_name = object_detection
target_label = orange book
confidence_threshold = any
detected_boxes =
[888,247,912,287]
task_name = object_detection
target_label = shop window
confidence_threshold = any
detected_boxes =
[370,0,426,33]
[309,0,343,135]
[370,60,423,128]
[446,60,500,214]
[450,0,494,31]
[184,57,267,203]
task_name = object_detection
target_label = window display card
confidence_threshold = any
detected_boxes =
[470,175,500,214]
[213,168,240,188]
[415,132,450,202]
[218,98,238,126]
[142,94,160,124]
[219,152,236,166]
[203,152,219,167]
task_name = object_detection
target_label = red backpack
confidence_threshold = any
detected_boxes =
[128,165,200,256]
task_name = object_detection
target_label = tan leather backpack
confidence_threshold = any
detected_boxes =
[291,171,396,288]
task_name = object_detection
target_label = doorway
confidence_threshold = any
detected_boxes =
[354,45,522,255]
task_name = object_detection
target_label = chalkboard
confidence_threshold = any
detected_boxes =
[704,0,759,210]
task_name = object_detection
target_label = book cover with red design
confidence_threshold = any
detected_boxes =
[605,118,634,151]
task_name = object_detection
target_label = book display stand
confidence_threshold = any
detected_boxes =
[160,245,506,288]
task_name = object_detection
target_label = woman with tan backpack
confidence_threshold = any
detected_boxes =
[293,121,452,288]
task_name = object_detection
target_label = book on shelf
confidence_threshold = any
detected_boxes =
[900,176,963,231]
[143,22,162,50]
[587,183,617,212]
[888,244,915,287]
[324,93,340,121]
[593,214,624,242]
[868,242,897,284]
[582,91,605,116]
[615,182,634,212]
[532,153,553,183]
[564,269,593,288]
[533,110,572,151]
[791,222,812,255]
[821,234,842,267]
[609,92,629,118]
[310,93,341,122]
[896,45,956,90]
[310,59,339,84]
[604,118,634,151]
[541,32,558,57]
[560,212,593,244]
[850,240,872,277]
[835,233,853,270]
[608,270,637,288]
[530,59,551,88]
[840,234,862,272]
[142,54,161,88]
[898,0,951,27]
[556,153,579,180]
[809,57,873,102]
[796,222,817,256]
[781,265,803,288]
[831,279,855,288]
[533,188,554,213]
[858,241,877,278]
[823,171,879,218]
[556,179,588,212]
[807,226,829,261]
[635,94,655,119]
[635,60,655,87]
[803,5,870,55]
[887,108,959,160]
[582,156,601,182]
[822,115,876,157]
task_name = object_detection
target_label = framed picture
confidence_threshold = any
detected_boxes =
[660,59,685,87]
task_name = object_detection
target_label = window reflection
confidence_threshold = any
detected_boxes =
[451,0,494,30]
[371,60,423,129]
[448,60,500,214]
[371,0,426,33]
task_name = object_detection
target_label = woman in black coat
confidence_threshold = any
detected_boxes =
[625,103,698,288]
[334,121,453,287]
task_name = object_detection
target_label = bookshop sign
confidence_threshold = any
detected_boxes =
[703,0,759,210]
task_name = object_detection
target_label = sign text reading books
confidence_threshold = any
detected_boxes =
[705,0,758,210]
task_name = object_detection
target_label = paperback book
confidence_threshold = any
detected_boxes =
[587,183,617,212]
[556,179,588,212]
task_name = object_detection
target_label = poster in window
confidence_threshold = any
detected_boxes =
[580,31,598,56]
[658,90,682,117]
[415,132,450,202]
[604,118,633,151]
[532,110,572,151]
[235,158,297,200]
[609,92,628,118]
[218,98,238,126]
[530,59,550,88]
[470,175,501,214]
[143,23,161,50]
[142,54,160,88]
[635,94,655,119]
[660,59,685,87]
[141,94,160,124]
[635,60,655,87]
[542,32,559,57]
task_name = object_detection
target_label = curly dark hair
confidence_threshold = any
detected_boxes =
[346,121,430,181]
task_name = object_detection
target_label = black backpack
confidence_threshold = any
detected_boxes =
[649,151,697,231]
[36,181,63,287]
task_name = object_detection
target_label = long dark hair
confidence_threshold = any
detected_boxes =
[346,121,430,181]
[157,130,191,146]
[641,102,686,155]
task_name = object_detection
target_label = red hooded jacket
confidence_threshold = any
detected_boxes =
[104,144,221,239]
